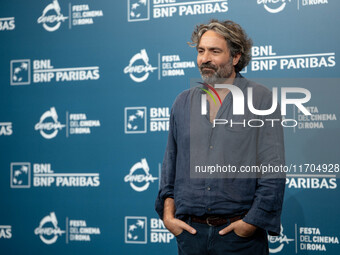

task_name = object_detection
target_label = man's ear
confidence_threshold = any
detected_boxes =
[233,53,241,66]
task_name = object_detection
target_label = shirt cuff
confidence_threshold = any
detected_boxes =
[155,191,174,220]
[242,207,281,236]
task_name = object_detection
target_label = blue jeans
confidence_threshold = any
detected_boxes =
[175,218,269,255]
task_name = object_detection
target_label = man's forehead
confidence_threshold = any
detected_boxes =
[198,30,227,48]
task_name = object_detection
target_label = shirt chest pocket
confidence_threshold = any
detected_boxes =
[217,122,257,164]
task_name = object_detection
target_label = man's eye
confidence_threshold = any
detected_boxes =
[213,51,220,54]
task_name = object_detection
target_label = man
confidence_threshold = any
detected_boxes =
[155,19,285,255]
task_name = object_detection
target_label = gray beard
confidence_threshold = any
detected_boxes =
[201,72,222,85]
[199,60,233,86]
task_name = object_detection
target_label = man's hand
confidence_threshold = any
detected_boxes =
[163,198,196,236]
[219,220,257,237]
[163,217,197,236]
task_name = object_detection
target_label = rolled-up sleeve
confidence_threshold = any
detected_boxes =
[242,90,286,236]
[155,107,177,219]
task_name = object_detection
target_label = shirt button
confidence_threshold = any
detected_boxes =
[207,187,211,191]
[210,145,213,149]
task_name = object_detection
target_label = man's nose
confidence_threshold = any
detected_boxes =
[200,51,212,64]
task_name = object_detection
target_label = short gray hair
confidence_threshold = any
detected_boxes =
[189,19,253,73]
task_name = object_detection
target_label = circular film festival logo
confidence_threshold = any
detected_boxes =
[124,158,158,192]
[34,212,65,245]
[268,225,294,253]
[35,107,65,139]
[37,0,68,32]
[257,0,291,13]
[124,49,157,82]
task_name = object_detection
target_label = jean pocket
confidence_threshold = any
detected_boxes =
[175,229,186,238]
[232,229,256,240]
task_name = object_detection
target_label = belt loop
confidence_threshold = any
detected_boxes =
[188,216,192,225]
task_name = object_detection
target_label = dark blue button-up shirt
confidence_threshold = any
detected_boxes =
[155,74,285,235]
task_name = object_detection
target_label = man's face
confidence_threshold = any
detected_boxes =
[197,30,239,85]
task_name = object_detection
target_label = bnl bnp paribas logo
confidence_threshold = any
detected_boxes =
[127,0,229,22]
[0,225,12,239]
[124,106,170,133]
[125,216,174,244]
[0,16,15,31]
[124,158,158,192]
[10,162,100,188]
[10,59,100,86]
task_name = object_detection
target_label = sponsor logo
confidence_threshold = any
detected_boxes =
[125,216,174,244]
[34,212,65,244]
[0,122,13,136]
[35,212,100,244]
[0,17,15,31]
[125,107,170,134]
[10,162,100,188]
[128,0,228,22]
[10,163,31,188]
[124,158,158,192]
[268,225,294,253]
[124,50,195,82]
[10,60,31,85]
[33,59,100,83]
[286,176,337,189]
[125,217,147,244]
[10,59,100,85]
[128,0,150,22]
[248,45,336,73]
[38,1,104,31]
[125,107,147,133]
[38,0,68,32]
[0,225,12,239]
[35,107,101,139]
[150,218,174,243]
